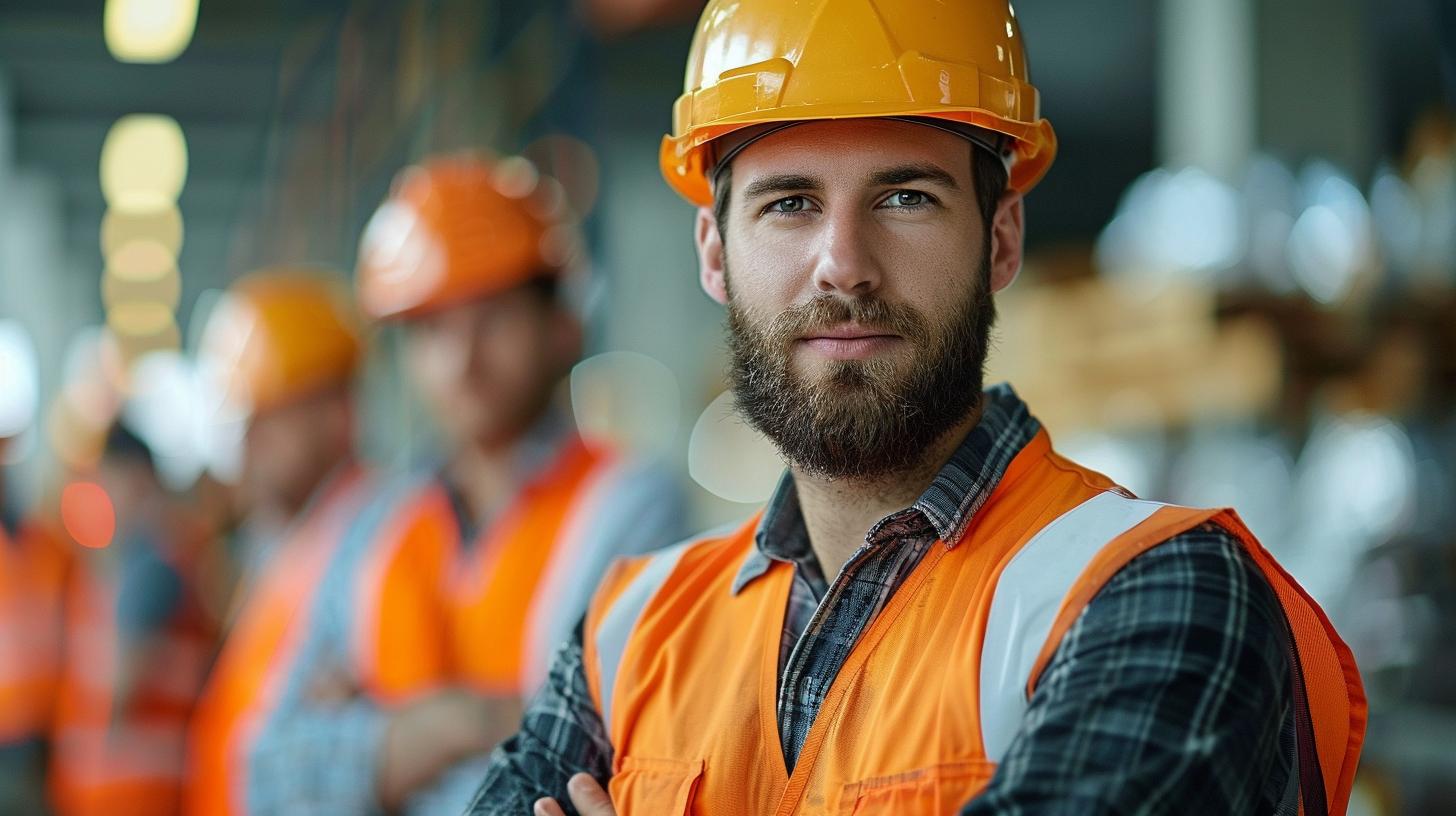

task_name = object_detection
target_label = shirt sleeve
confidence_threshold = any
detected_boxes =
[961,524,1294,816]
[242,486,406,816]
[246,698,388,816]
[464,620,614,816]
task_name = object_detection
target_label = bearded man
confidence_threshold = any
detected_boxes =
[463,2,1365,814]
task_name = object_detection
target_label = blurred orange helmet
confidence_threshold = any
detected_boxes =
[659,0,1057,206]
[356,154,567,321]
[200,267,362,418]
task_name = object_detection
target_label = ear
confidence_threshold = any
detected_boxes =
[988,190,1025,294]
[331,392,358,444]
[549,308,584,371]
[695,206,728,305]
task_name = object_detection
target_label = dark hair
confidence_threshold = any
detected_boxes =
[103,421,156,473]
[521,273,561,305]
[711,146,1009,246]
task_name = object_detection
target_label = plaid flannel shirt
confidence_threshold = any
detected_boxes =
[466,385,1293,815]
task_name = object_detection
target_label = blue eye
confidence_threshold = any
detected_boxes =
[885,191,929,208]
[769,196,810,213]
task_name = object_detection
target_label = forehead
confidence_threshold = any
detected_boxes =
[728,119,973,187]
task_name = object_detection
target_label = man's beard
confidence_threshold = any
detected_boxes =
[726,259,997,481]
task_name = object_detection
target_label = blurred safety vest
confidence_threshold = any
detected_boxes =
[49,526,217,816]
[184,467,371,816]
[356,433,626,701]
[0,519,70,745]
[584,429,1367,816]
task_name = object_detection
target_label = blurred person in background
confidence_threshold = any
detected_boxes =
[243,154,684,814]
[183,269,373,815]
[48,421,218,816]
[468,2,1366,815]
[0,433,71,815]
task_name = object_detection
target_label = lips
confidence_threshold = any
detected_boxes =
[799,324,899,342]
[796,325,903,361]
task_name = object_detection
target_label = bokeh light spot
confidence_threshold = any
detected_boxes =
[61,482,116,549]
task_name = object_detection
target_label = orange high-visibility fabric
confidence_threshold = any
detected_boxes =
[583,430,1365,815]
[0,520,70,743]
[49,535,217,816]
[356,435,615,700]
[1022,503,1367,815]
[184,469,368,816]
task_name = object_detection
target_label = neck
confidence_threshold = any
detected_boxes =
[447,430,536,527]
[792,402,984,579]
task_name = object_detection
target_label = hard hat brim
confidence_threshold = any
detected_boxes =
[660,107,1056,206]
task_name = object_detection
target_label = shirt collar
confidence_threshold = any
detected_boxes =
[439,403,577,540]
[731,383,1041,595]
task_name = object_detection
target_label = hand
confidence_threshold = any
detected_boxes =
[533,773,616,816]
[307,661,359,705]
[377,689,524,809]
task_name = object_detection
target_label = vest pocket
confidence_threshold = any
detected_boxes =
[608,756,704,815]
[837,760,995,815]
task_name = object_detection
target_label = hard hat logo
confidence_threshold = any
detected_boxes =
[659,0,1057,205]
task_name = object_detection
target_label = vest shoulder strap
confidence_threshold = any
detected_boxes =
[979,490,1183,760]
[585,521,747,729]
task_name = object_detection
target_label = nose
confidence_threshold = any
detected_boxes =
[809,210,882,297]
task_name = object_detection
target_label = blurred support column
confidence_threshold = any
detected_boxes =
[1158,0,1256,178]
[0,68,95,494]
[0,70,10,172]
[1254,0,1375,177]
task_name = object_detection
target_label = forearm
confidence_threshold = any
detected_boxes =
[402,754,495,816]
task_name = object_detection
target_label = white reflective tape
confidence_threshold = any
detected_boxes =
[592,541,691,729]
[979,492,1167,761]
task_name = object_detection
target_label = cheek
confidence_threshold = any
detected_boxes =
[407,334,461,402]
[479,321,552,393]
[731,233,815,312]
[246,414,309,466]
[876,225,981,303]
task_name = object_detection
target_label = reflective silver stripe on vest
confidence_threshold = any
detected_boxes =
[592,540,692,729]
[591,522,745,729]
[979,491,1168,761]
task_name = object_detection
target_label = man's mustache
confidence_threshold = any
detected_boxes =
[765,295,930,346]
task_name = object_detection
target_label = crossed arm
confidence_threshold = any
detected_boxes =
[466,527,1292,816]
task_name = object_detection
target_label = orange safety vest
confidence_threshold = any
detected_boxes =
[583,429,1366,815]
[183,468,371,816]
[0,519,70,744]
[354,434,620,700]
[49,526,217,816]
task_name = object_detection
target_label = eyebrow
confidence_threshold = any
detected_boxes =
[741,174,821,201]
[867,163,960,190]
[739,163,961,203]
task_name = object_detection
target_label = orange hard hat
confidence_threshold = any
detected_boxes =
[660,0,1058,206]
[200,267,362,418]
[356,154,568,321]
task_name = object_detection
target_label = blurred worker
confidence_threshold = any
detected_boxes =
[466,3,1367,815]
[184,269,372,815]
[49,422,217,816]
[0,435,70,815]
[243,154,684,814]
